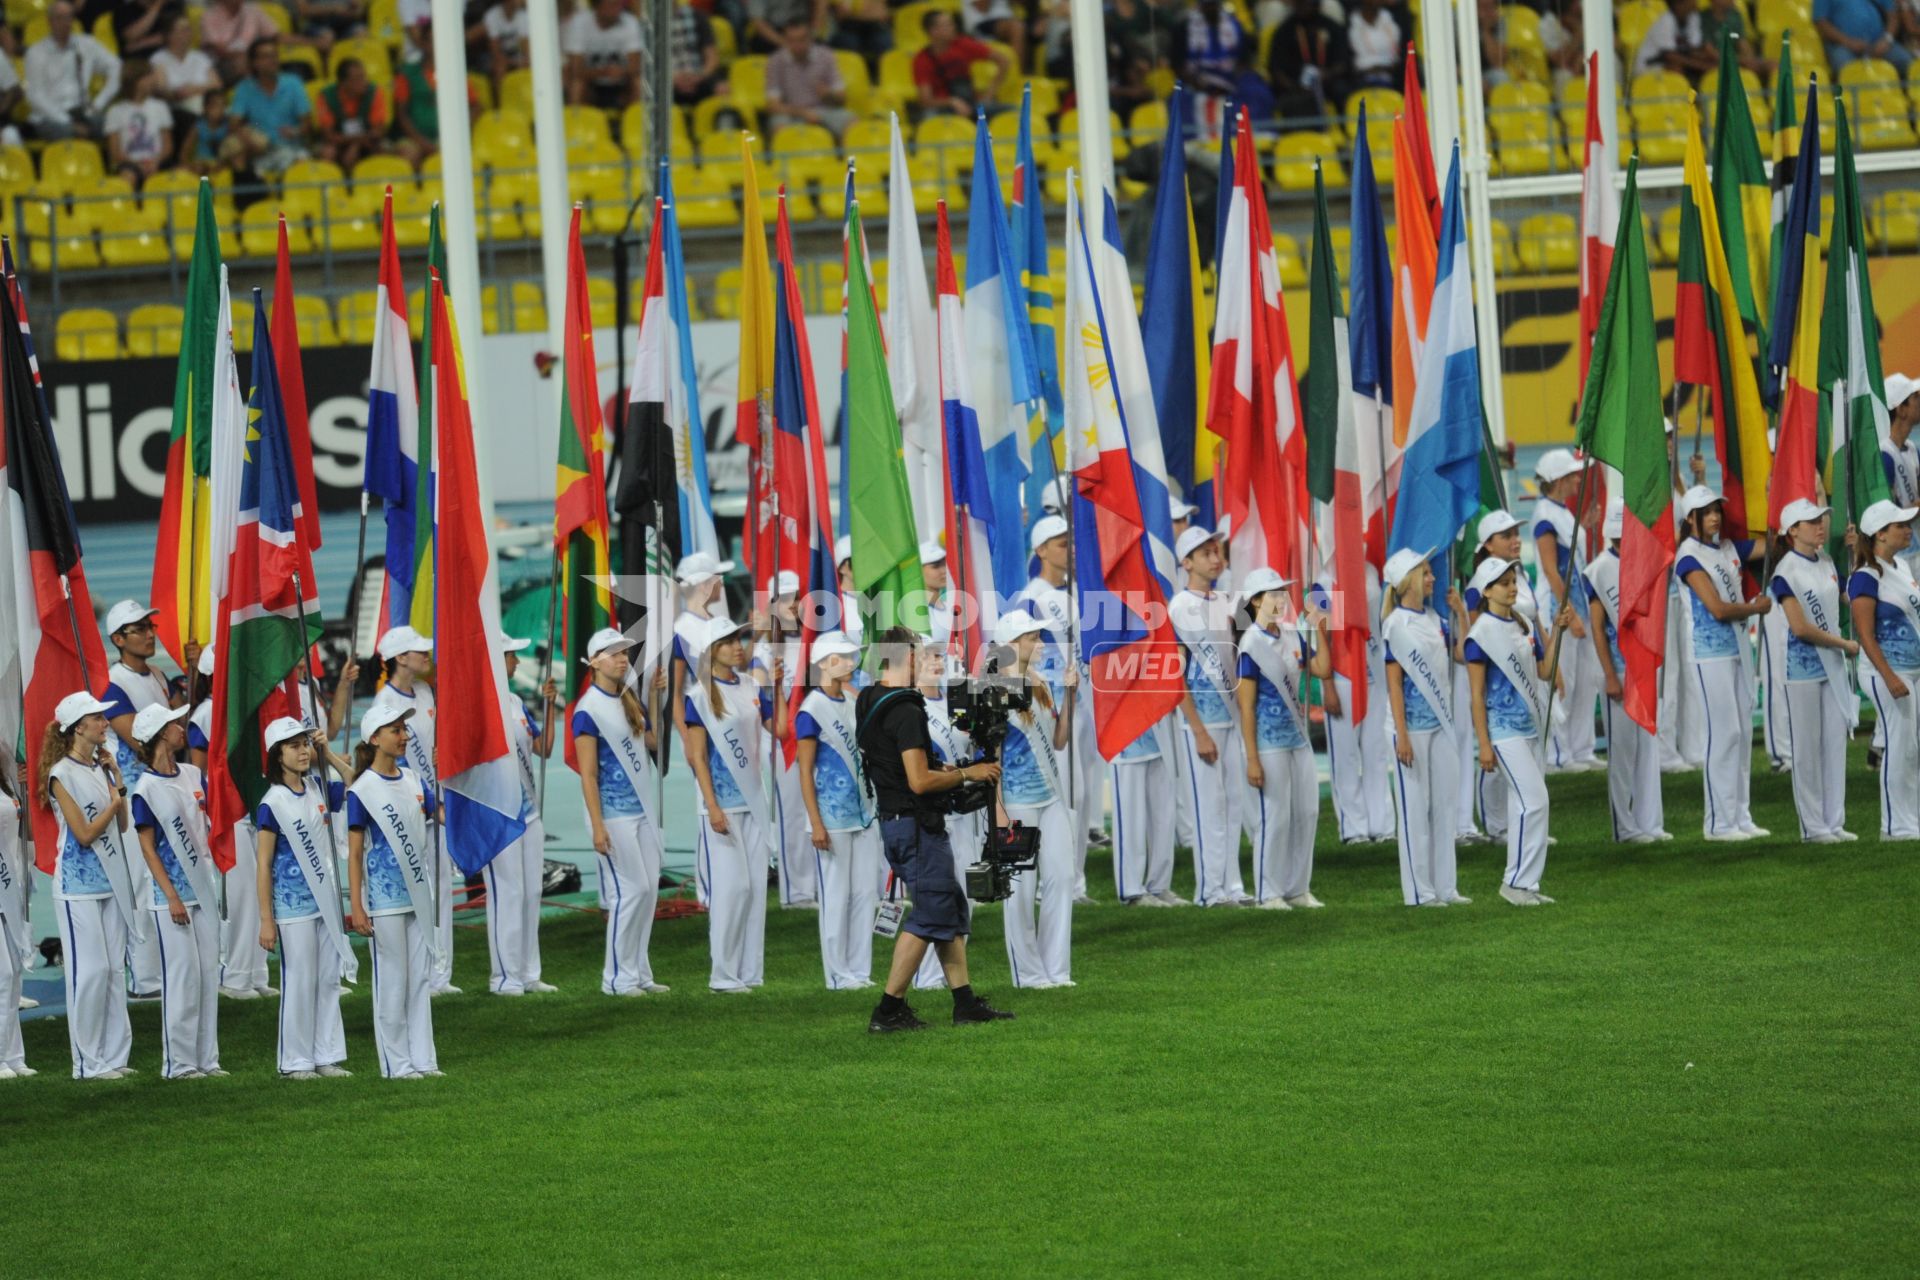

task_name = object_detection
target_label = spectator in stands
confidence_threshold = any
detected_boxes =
[1086,0,1159,117]
[765,17,853,136]
[912,9,1011,118]
[960,0,1027,72]
[202,0,282,82]
[744,0,822,56]
[480,0,531,96]
[25,2,123,139]
[1476,0,1514,87]
[230,37,311,174]
[313,55,389,167]
[1701,0,1776,75]
[827,0,892,66]
[183,84,263,175]
[294,0,367,49]
[0,52,23,148]
[393,23,476,164]
[1266,0,1350,121]
[1634,0,1716,80]
[1177,0,1244,138]
[1347,0,1401,89]
[563,0,644,109]
[1538,0,1585,86]
[1814,0,1912,75]
[153,13,220,139]
[81,0,183,60]
[668,0,727,109]
[104,58,171,184]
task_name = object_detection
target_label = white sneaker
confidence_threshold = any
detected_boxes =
[1740,824,1771,838]
[1417,899,1450,908]
[615,987,649,997]
[282,1070,320,1080]
[1234,894,1257,906]
[114,1066,138,1076]
[1155,891,1191,906]
[18,995,38,1009]
[1286,893,1326,909]
[1704,829,1751,843]
[526,981,560,994]
[1498,885,1538,906]
[10,1064,36,1077]
[396,1071,426,1080]
[0,1066,15,1080]
[713,986,754,995]
[170,1070,204,1080]
[1255,897,1292,910]
[1072,894,1097,906]
[642,982,671,994]
[315,1064,352,1078]
[430,984,463,997]
[1447,894,1474,905]
[1049,979,1078,988]
[255,985,279,997]
[219,986,260,1001]
[1833,829,1859,842]
[1626,832,1659,845]
[1650,830,1675,842]
[203,1068,228,1077]
[494,986,526,997]
[1125,895,1168,908]
[1531,890,1556,904]
[419,1068,446,1078]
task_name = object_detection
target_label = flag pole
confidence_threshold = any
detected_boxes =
[1032,389,1077,814]
[290,568,352,907]
[1539,454,1598,739]
[61,576,94,693]
[537,538,560,817]
[343,489,370,765]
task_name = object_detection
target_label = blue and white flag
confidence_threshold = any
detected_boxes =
[1093,190,1177,594]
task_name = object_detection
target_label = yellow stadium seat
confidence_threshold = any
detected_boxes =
[1516,212,1578,273]
[564,104,613,149]
[338,292,379,344]
[317,211,381,251]
[1654,204,1683,264]
[1271,131,1344,191]
[351,153,417,209]
[330,37,392,85]
[482,169,539,239]
[499,67,534,118]
[467,72,493,112]
[1272,232,1306,290]
[1755,0,1813,38]
[969,40,1021,106]
[31,229,100,272]
[1782,24,1828,78]
[255,0,290,30]
[1631,99,1690,165]
[281,158,344,225]
[1059,108,1129,159]
[710,12,736,60]
[473,109,535,167]
[509,280,546,332]
[293,294,340,347]
[1128,100,1168,148]
[405,288,426,340]
[55,307,119,360]
[1557,74,1588,135]
[1837,57,1897,87]
[1615,0,1664,60]
[0,145,33,192]
[231,298,257,351]
[280,45,323,81]
[126,303,185,357]
[1870,189,1920,250]
[673,167,737,229]
[1854,86,1917,150]
[70,175,152,232]
[242,202,308,256]
[1498,136,1557,176]
[729,54,770,113]
[1628,68,1690,107]
[39,139,104,196]
[835,51,877,115]
[587,277,616,330]
[877,48,918,112]
[770,122,841,199]
[893,0,958,54]
[101,226,171,266]
[1343,89,1401,152]
[91,11,115,52]
[710,265,743,320]
[1489,218,1517,274]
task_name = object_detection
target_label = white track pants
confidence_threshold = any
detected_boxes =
[1326,670,1395,841]
[1112,755,1175,900]
[1168,713,1197,849]
[1603,697,1665,840]
[218,818,269,991]
[1004,799,1073,988]
[429,831,455,991]
[1453,666,1505,838]
[1760,613,1795,767]
[1864,669,1920,838]
[1783,681,1849,839]
[815,826,882,989]
[0,930,23,1071]
[1391,728,1459,906]
[125,863,162,995]
[1065,697,1100,896]
[483,815,546,994]
[1492,736,1551,894]
[599,814,662,994]
[369,911,436,1078]
[1250,747,1318,903]
[151,904,220,1077]
[914,812,979,990]
[769,749,817,907]
[1180,723,1243,905]
[698,809,768,992]
[1694,659,1756,837]
[57,897,130,1079]
[1547,639,1601,769]
[275,916,345,1074]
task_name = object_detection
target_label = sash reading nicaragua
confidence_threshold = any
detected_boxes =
[688,677,768,828]
[800,688,873,827]
[578,684,660,816]
[1677,536,1752,670]
[1381,607,1454,735]
[132,766,223,919]
[1238,624,1308,744]
[1775,551,1859,728]
[1869,559,1920,671]
[348,768,443,966]
[1467,613,1557,736]
[52,758,146,942]
[261,784,359,980]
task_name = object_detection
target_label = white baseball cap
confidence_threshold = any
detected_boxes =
[810,630,861,660]
[1040,487,1066,515]
[1467,556,1520,598]
[1175,525,1224,562]
[1239,566,1292,602]
[918,539,947,566]
[104,600,159,636]
[377,625,433,660]
[1677,485,1723,521]
[130,703,188,744]
[359,702,413,743]
[1779,497,1830,529]
[767,569,801,597]
[197,646,216,676]
[1859,498,1920,538]
[1536,448,1587,483]
[1029,514,1070,553]
[991,609,1047,646]
[1603,497,1625,540]
[698,615,751,654]
[583,626,634,660]
[675,550,736,585]
[1383,547,1433,590]
[833,535,852,566]
[53,691,115,731]
[262,716,311,752]
[1170,497,1197,520]
[1476,509,1523,547]
[498,636,531,652]
[1885,373,1917,412]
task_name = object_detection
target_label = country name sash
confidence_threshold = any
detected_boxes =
[801,689,873,826]
[1467,613,1558,738]
[579,685,661,818]
[348,769,443,965]
[132,766,222,919]
[261,784,359,981]
[1239,624,1307,747]
[53,758,145,943]
[1382,607,1455,736]
[1776,551,1860,729]
[1868,558,1920,674]
[688,677,770,828]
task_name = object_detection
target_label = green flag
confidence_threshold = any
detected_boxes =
[843,202,927,639]
[1304,165,1344,504]
[1709,31,1771,349]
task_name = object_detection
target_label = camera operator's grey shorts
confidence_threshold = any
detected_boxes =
[879,817,969,941]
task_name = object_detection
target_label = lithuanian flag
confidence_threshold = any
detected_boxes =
[554,206,613,770]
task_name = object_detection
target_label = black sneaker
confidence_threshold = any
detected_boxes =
[1868,747,1884,772]
[1086,829,1112,850]
[953,997,1016,1025]
[868,1002,929,1034]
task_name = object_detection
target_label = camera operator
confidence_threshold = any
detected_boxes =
[855,627,1015,1033]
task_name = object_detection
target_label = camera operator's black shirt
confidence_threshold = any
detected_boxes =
[856,685,933,819]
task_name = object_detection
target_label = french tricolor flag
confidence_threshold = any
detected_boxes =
[936,201,996,666]
[361,188,422,632]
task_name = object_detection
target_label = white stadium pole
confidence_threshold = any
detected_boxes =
[528,0,572,351]
[1420,0,1459,167]
[1452,0,1509,448]
[1583,0,1621,173]
[1067,0,1115,226]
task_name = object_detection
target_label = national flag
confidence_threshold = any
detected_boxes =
[362,192,425,633]
[1763,38,1799,410]
[886,113,943,540]
[844,201,927,639]
[430,271,528,872]
[1013,86,1066,522]
[1062,174,1182,758]
[1816,97,1893,540]
[1575,159,1672,736]
[555,207,615,771]
[1710,30,1772,351]
[1388,146,1486,578]
[1,282,109,868]
[152,178,222,668]
[271,215,321,549]
[1141,87,1218,525]
[409,206,444,637]
[1676,101,1771,540]
[1348,108,1393,569]
[1767,79,1822,524]
[834,160,881,537]
[1390,53,1440,526]
[206,293,322,869]
[938,201,996,664]
[1399,48,1442,230]
[965,115,1043,591]
[1578,53,1619,392]
[737,136,776,586]
[1306,165,1371,723]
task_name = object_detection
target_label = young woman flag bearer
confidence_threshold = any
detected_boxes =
[1311,570,1396,844]
[255,717,356,1079]
[758,571,818,910]
[796,631,884,990]
[1771,499,1860,842]
[994,609,1078,989]
[371,625,457,995]
[1849,500,1920,839]
[130,704,224,1078]
[1532,449,1603,772]
[0,765,31,1078]
[1465,559,1561,907]
[1584,499,1670,844]
[488,637,558,996]
[347,704,442,1079]
[1381,549,1467,907]
[1457,511,1542,844]
[685,616,780,993]
[43,692,140,1078]
[1674,486,1773,841]
[1237,567,1333,910]
[573,628,670,996]
[1169,526,1251,907]
[190,649,273,1000]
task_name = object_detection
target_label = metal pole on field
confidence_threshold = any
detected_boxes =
[527,0,571,353]
[1453,0,1508,450]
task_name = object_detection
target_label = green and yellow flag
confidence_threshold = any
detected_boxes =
[554,206,613,769]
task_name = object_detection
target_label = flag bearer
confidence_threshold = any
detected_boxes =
[795,631,882,989]
[1584,499,1669,844]
[1531,450,1602,772]
[1312,568,1395,844]
[1464,559,1559,906]
[1849,500,1920,840]
[371,625,456,994]
[994,609,1078,989]
[1169,526,1249,906]
[1236,567,1331,910]
[1771,499,1858,843]
[1382,548,1466,907]
[487,638,559,996]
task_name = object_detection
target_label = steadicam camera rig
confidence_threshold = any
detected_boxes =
[945,655,1041,904]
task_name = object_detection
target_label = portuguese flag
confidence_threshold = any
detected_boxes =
[554,207,614,771]
[1677,101,1771,540]
[152,180,222,668]
[1575,159,1672,736]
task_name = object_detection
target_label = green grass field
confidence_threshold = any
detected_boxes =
[11,746,1918,1277]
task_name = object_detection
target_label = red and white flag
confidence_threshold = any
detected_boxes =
[1579,52,1620,391]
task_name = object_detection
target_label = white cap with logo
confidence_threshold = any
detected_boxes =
[1468,556,1520,598]
[1603,497,1625,540]
[1476,509,1523,547]
[675,550,736,586]
[810,630,861,660]
[1239,566,1292,602]
[834,535,853,566]
[262,716,311,752]
[359,702,413,744]
[1677,485,1724,521]
[991,609,1047,646]
[582,627,634,661]
[1536,448,1587,484]
[918,539,947,566]
[130,703,188,745]
[377,625,433,661]
[104,600,159,636]
[1383,547,1432,590]
[1779,497,1830,529]
[54,691,115,731]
